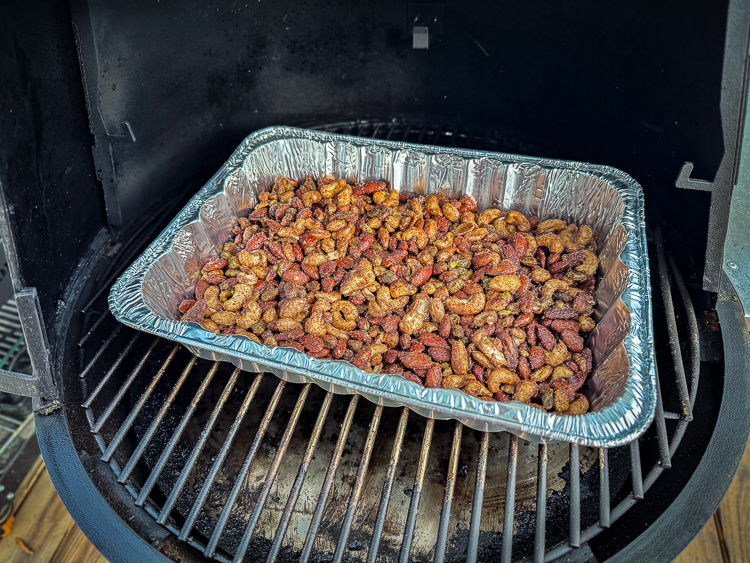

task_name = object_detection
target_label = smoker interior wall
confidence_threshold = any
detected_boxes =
[0,0,730,334]
[0,0,106,330]
[76,0,726,261]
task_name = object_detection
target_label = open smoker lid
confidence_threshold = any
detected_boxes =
[1,0,749,334]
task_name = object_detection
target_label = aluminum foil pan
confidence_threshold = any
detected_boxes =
[109,126,656,447]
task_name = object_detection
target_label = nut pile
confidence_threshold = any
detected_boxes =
[178,175,600,414]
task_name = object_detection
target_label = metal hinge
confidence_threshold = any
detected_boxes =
[0,288,59,411]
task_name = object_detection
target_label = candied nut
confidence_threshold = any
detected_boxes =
[442,203,461,222]
[514,380,537,402]
[302,334,325,353]
[464,380,493,398]
[183,174,600,406]
[442,374,468,389]
[536,233,564,254]
[451,340,469,375]
[475,337,507,367]
[352,347,372,369]
[178,299,196,314]
[536,324,556,351]
[429,298,446,323]
[530,268,551,283]
[531,365,553,382]
[211,311,237,326]
[275,318,302,332]
[552,365,574,379]
[544,341,569,366]
[428,346,451,362]
[505,210,530,232]
[402,352,432,371]
[402,371,423,385]
[550,320,579,333]
[578,315,596,332]
[518,356,531,380]
[568,394,589,415]
[487,368,517,393]
[560,329,584,353]
[543,306,579,320]
[425,365,442,387]
[420,333,449,348]
[489,275,521,292]
[223,283,253,311]
[411,264,433,286]
[445,289,485,315]
[477,209,503,227]
[536,219,566,234]
[528,346,545,369]
[554,387,571,412]
[399,310,425,335]
[182,300,208,323]
[199,318,220,333]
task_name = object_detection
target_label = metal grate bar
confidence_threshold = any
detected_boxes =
[205,380,286,558]
[179,373,265,541]
[466,432,490,563]
[399,418,434,563]
[545,248,703,562]
[630,441,644,500]
[82,332,141,408]
[266,391,334,563]
[569,444,581,547]
[434,421,463,563]
[0,413,21,426]
[332,404,384,563]
[78,310,111,347]
[501,434,519,563]
[91,337,160,432]
[118,355,197,482]
[668,254,701,408]
[157,365,240,523]
[653,363,672,469]
[103,345,180,463]
[654,228,692,421]
[534,444,548,563]
[663,412,682,420]
[300,394,359,563]
[79,325,123,379]
[599,449,610,528]
[367,407,410,563]
[135,361,219,505]
[233,384,312,563]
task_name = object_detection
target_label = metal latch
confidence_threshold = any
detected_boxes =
[0,288,58,409]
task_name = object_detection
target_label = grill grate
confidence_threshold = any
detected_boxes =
[77,122,700,563]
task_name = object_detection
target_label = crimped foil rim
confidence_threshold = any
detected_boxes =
[109,126,656,447]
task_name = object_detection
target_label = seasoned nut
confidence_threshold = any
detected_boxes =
[568,394,589,415]
[425,365,443,387]
[183,173,599,409]
[442,203,461,222]
[451,340,469,375]
[514,380,537,402]
[489,275,521,292]
[544,341,569,366]
[487,368,517,393]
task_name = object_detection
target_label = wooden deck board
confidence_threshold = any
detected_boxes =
[673,514,726,563]
[717,434,750,563]
[0,466,107,563]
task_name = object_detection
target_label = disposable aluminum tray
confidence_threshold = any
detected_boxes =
[109,126,656,447]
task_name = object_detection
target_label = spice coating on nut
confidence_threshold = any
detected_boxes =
[178,174,599,414]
